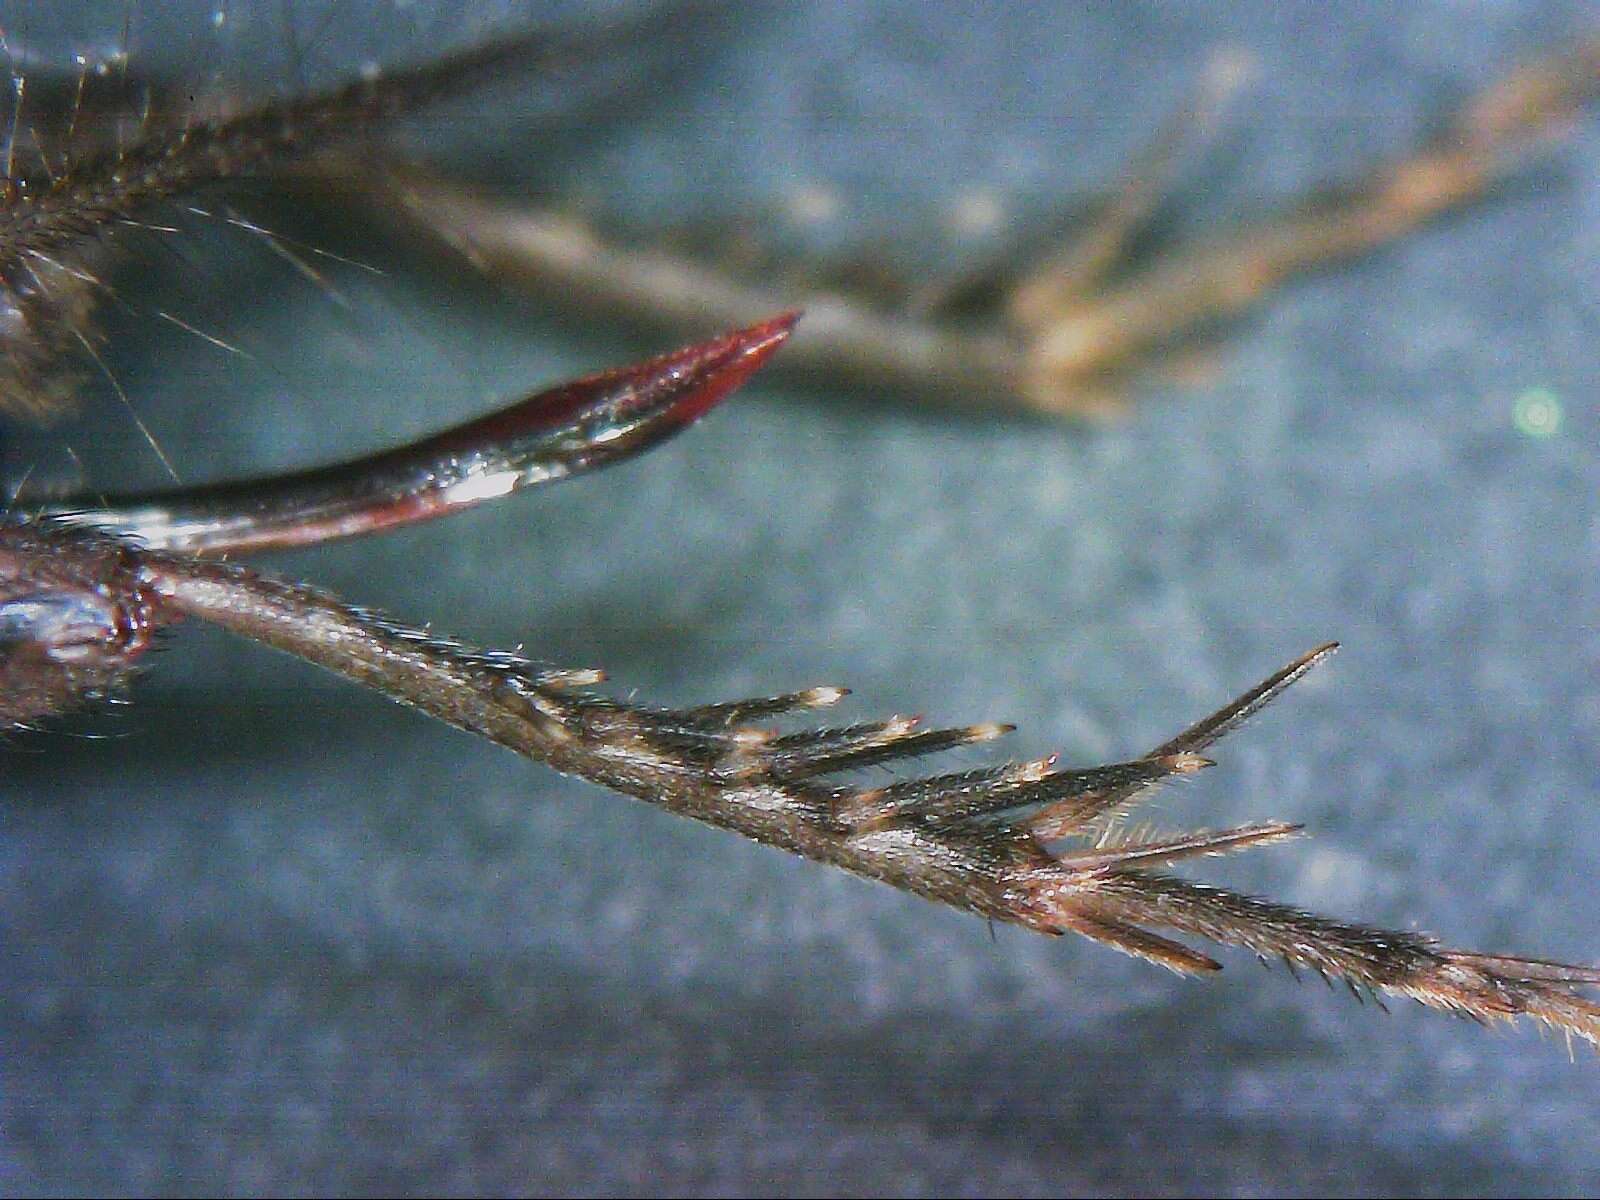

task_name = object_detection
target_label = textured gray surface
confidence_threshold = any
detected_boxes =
[3,1,1599,1195]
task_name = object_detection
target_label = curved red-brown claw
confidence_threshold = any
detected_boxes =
[47,314,798,554]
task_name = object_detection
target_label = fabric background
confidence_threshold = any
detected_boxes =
[3,2,1598,1194]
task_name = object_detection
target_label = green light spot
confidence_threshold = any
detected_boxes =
[1512,388,1562,439]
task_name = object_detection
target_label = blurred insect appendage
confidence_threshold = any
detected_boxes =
[3,3,1599,1194]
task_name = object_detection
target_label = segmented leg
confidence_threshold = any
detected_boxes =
[14,529,1592,1048]
[0,7,696,417]
[6,430,1597,1052]
[329,36,1599,418]
[0,318,787,725]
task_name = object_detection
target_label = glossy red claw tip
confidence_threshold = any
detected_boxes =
[432,310,800,454]
[600,309,801,429]
[46,314,799,555]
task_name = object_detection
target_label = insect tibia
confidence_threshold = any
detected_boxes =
[80,516,1600,1052]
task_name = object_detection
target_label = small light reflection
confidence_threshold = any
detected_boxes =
[1512,388,1562,438]
[947,189,1006,237]
[785,184,841,226]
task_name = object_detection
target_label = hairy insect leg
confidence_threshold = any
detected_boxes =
[333,35,1600,421]
[1013,37,1600,411]
[0,315,795,724]
[320,152,1039,414]
[115,558,1600,1048]
[0,5,716,418]
[5,504,1595,1051]
[1000,47,1255,324]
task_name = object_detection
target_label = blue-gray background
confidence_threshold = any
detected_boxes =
[2,1,1598,1195]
